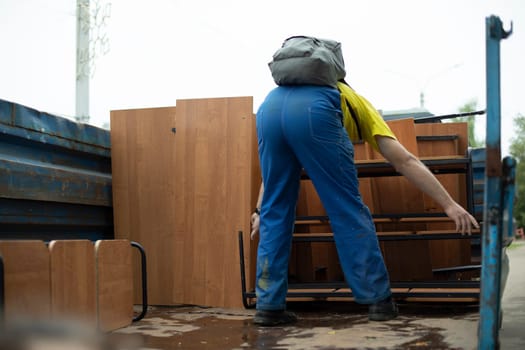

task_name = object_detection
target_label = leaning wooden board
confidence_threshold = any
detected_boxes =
[172,97,256,307]
[95,239,133,332]
[0,240,51,324]
[49,240,97,326]
[111,98,259,308]
[110,106,178,305]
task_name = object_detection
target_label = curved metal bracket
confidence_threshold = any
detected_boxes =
[131,241,148,322]
[489,15,513,40]
[502,21,513,39]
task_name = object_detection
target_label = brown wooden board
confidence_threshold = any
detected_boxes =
[110,107,177,305]
[95,240,133,332]
[353,142,376,211]
[173,97,256,308]
[415,122,468,218]
[249,113,262,292]
[0,240,50,324]
[49,240,96,326]
[370,119,433,280]
[370,118,425,220]
[111,98,259,309]
[414,122,472,273]
[415,122,469,156]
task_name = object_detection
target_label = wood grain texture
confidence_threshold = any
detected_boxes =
[371,118,425,220]
[111,107,177,305]
[370,119,432,280]
[173,97,256,308]
[414,122,471,271]
[95,239,133,332]
[0,240,50,324]
[49,240,96,325]
[415,122,469,220]
[110,97,258,308]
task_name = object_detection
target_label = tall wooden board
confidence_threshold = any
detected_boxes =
[110,97,258,308]
[173,97,256,307]
[111,107,177,304]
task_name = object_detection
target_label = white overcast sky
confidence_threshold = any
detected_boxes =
[0,0,523,155]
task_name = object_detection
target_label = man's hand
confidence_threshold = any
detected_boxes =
[444,202,480,235]
[250,212,260,240]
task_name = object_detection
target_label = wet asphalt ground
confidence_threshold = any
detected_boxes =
[112,241,525,350]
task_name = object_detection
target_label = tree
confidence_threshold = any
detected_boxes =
[509,113,525,229]
[448,99,484,148]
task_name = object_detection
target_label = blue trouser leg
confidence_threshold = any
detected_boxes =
[281,86,391,304]
[289,111,391,303]
[255,88,302,311]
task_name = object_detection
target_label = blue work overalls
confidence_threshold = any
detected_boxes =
[255,85,391,311]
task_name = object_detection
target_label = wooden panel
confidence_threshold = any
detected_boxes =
[415,122,468,211]
[371,119,426,230]
[354,141,376,211]
[173,97,256,308]
[414,122,471,271]
[249,113,262,291]
[49,240,96,325]
[111,107,177,305]
[415,122,469,156]
[111,98,258,309]
[0,240,50,324]
[370,119,432,280]
[380,240,433,281]
[95,240,133,332]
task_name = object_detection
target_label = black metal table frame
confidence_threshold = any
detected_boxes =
[239,154,481,309]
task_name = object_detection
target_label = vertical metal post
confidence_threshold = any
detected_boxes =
[238,231,256,308]
[76,0,90,121]
[478,15,512,350]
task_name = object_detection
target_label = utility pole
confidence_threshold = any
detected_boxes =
[76,0,90,123]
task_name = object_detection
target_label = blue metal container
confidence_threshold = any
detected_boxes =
[0,99,113,241]
[470,147,486,221]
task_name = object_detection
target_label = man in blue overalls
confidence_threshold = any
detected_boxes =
[250,80,479,326]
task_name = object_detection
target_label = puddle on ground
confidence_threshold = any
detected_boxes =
[111,302,478,350]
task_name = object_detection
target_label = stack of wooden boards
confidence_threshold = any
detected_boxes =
[110,97,479,308]
[0,239,134,331]
[110,99,260,309]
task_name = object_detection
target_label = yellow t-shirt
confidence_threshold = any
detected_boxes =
[337,82,396,151]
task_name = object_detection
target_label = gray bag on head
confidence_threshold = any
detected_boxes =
[268,36,346,88]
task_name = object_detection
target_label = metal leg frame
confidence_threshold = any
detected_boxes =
[238,231,256,308]
[131,241,148,322]
[238,231,482,309]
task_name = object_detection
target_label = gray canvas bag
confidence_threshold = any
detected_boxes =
[269,36,346,88]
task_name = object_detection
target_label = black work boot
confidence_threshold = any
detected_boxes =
[368,297,398,321]
[253,309,298,326]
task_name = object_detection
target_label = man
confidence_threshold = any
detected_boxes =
[250,80,479,327]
